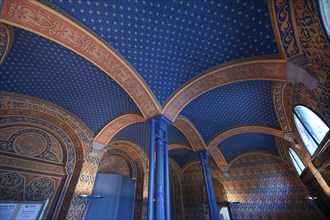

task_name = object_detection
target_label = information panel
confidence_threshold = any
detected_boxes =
[0,200,48,220]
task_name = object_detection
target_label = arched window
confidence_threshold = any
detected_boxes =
[318,0,330,38]
[293,105,329,155]
[288,148,306,175]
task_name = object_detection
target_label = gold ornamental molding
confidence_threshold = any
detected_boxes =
[163,59,286,121]
[168,143,193,151]
[0,0,161,119]
[0,22,14,64]
[173,116,206,151]
[94,113,145,145]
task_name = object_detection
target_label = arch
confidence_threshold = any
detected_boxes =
[95,113,145,145]
[0,22,14,64]
[163,59,286,121]
[0,0,160,119]
[168,143,192,151]
[0,92,93,219]
[206,125,284,167]
[173,116,206,151]
[293,105,329,156]
[228,151,284,168]
[99,154,133,178]
[207,125,284,151]
[169,158,184,220]
[100,140,149,220]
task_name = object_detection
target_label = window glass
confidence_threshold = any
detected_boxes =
[293,114,318,155]
[288,148,305,175]
[319,0,330,38]
[293,105,329,155]
[294,106,329,144]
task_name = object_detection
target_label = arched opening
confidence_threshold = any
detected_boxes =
[288,147,306,176]
[293,105,329,155]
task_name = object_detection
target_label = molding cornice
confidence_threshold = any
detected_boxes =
[163,59,286,121]
[0,0,161,119]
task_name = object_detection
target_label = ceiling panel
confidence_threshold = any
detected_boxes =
[180,80,280,144]
[218,133,279,163]
[0,28,140,133]
[48,0,278,104]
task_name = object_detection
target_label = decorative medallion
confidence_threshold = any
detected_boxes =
[13,133,47,156]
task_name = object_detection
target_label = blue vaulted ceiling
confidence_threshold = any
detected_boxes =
[181,80,280,144]
[48,0,278,105]
[0,28,140,133]
[218,133,279,163]
[1,0,284,163]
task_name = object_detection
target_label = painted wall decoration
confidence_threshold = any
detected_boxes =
[221,153,321,220]
[181,161,222,219]
[0,93,93,219]
[99,155,131,177]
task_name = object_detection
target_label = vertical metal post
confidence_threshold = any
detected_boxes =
[156,138,165,219]
[147,118,156,220]
[164,129,170,220]
[199,151,219,220]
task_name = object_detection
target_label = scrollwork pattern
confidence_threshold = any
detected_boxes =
[25,177,55,201]
[0,173,24,200]
[275,0,299,57]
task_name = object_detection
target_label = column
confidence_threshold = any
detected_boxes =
[147,115,172,220]
[199,151,219,220]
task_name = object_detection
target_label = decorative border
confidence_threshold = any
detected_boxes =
[168,143,192,151]
[163,60,286,121]
[0,22,14,64]
[210,147,227,167]
[268,0,302,59]
[173,116,206,151]
[0,0,160,119]
[273,82,292,132]
[94,113,144,145]
[169,158,184,220]
[207,125,284,151]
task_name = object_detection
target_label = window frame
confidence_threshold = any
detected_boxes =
[293,105,329,156]
[288,147,306,176]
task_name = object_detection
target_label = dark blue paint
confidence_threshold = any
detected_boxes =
[49,0,278,104]
[218,133,279,163]
[181,80,280,144]
[0,28,140,133]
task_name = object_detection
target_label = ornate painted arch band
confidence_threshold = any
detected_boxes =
[173,116,206,151]
[207,125,284,167]
[94,113,145,145]
[163,59,286,121]
[0,0,161,119]
[168,143,193,151]
[0,22,14,64]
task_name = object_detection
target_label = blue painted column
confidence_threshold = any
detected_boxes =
[199,151,219,220]
[147,115,172,220]
[147,118,156,220]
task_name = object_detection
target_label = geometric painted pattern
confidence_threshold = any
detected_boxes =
[49,0,278,104]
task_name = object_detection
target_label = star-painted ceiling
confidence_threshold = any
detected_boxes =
[181,80,280,144]
[0,28,140,133]
[218,133,279,163]
[48,0,278,105]
[1,0,284,165]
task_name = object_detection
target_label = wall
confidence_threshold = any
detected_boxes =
[222,153,321,220]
